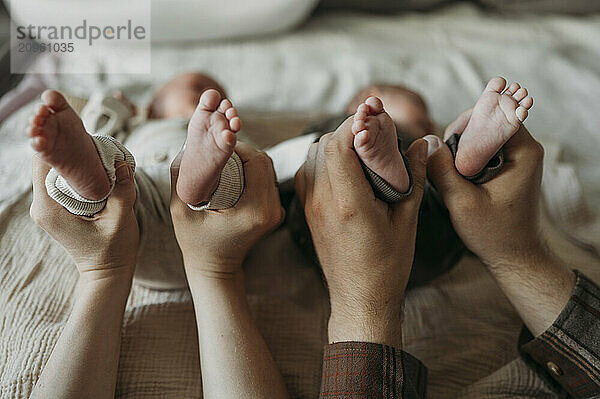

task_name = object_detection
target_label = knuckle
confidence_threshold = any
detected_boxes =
[324,140,338,157]
[29,203,48,226]
[170,201,192,222]
[252,207,272,226]
[268,208,284,229]
[254,151,272,166]
[453,194,478,214]
[532,141,545,162]
[309,199,326,221]
[335,200,357,221]
[169,200,184,217]
[319,132,333,145]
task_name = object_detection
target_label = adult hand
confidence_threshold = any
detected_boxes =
[295,117,428,347]
[30,156,139,399]
[427,122,575,335]
[30,156,139,279]
[171,143,289,399]
[428,124,545,268]
[170,143,284,277]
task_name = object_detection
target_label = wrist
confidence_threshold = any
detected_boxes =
[328,293,404,348]
[186,265,245,291]
[78,263,134,285]
[187,269,248,317]
[486,241,554,272]
[328,310,403,349]
[485,246,576,336]
[182,252,244,274]
[480,232,548,270]
[76,268,133,303]
[329,286,404,321]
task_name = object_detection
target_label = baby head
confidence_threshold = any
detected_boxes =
[347,84,434,140]
[148,72,227,120]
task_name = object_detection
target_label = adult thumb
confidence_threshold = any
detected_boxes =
[404,138,428,206]
[105,162,136,213]
[425,135,476,202]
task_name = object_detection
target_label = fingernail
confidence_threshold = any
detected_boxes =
[423,135,442,158]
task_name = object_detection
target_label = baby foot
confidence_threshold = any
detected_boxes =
[455,77,534,177]
[351,96,411,193]
[177,89,242,206]
[28,90,111,201]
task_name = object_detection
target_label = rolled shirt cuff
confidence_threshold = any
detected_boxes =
[187,152,245,211]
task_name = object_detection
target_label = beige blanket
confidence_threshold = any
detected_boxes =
[1,109,599,399]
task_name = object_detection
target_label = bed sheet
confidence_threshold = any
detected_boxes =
[51,4,600,217]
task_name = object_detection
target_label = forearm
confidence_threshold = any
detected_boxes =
[487,248,576,337]
[187,269,289,399]
[31,269,133,399]
[520,271,600,397]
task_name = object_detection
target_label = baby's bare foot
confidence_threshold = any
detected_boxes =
[28,90,111,201]
[455,77,534,177]
[347,85,434,140]
[176,89,242,206]
[351,96,410,193]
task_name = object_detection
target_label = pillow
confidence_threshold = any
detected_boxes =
[6,0,321,43]
[150,0,320,42]
[316,0,452,13]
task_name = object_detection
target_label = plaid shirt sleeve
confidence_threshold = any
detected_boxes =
[319,342,427,399]
[520,271,600,398]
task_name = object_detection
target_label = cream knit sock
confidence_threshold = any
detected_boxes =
[46,135,245,216]
[187,152,245,211]
[45,135,136,217]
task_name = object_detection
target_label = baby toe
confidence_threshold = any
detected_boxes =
[520,96,534,110]
[354,130,370,149]
[225,107,238,120]
[198,89,222,111]
[512,87,528,103]
[355,103,369,118]
[41,90,69,112]
[486,77,507,93]
[33,105,51,127]
[218,99,232,114]
[28,125,42,137]
[229,116,242,132]
[352,118,366,134]
[504,82,521,96]
[30,136,47,152]
[516,106,528,122]
[365,96,384,114]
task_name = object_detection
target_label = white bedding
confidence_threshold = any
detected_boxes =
[51,4,600,215]
[1,4,600,398]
